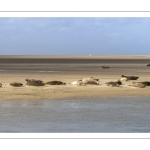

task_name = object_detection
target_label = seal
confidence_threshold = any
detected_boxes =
[72,77,100,86]
[147,64,150,66]
[25,79,45,86]
[0,83,2,87]
[105,80,122,87]
[10,82,23,87]
[100,65,109,69]
[45,81,66,85]
[84,80,99,85]
[129,81,150,88]
[129,82,146,88]
[120,75,139,81]
[138,81,150,86]
[71,80,85,86]
[82,77,99,82]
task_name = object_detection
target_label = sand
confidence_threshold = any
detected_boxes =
[0,55,150,100]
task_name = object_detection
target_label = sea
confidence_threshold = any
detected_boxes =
[0,96,150,133]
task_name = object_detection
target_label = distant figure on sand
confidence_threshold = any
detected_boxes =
[26,79,45,86]
[147,64,150,66]
[105,80,122,87]
[45,81,66,85]
[120,75,139,81]
[0,83,2,87]
[10,82,23,87]
[100,65,109,69]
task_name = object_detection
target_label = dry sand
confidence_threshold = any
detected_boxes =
[0,55,150,100]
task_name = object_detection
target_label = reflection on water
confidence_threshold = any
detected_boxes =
[0,96,150,133]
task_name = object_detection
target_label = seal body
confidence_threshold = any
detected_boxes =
[106,80,122,87]
[0,83,2,87]
[121,75,139,81]
[10,82,23,87]
[26,79,45,86]
[72,77,100,86]
[84,80,99,85]
[100,65,109,69]
[129,81,150,88]
[46,81,66,85]
[129,82,146,88]
[82,77,99,82]
[71,80,84,86]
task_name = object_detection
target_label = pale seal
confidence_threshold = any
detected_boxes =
[82,77,99,82]
[71,80,85,86]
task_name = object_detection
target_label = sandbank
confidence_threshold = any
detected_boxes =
[0,55,150,100]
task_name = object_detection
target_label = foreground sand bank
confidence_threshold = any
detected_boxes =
[0,55,150,100]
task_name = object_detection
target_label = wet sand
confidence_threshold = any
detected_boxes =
[0,55,150,100]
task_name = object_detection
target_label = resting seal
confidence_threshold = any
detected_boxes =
[120,75,139,81]
[82,77,99,82]
[84,80,99,85]
[10,82,23,87]
[71,80,85,86]
[129,82,146,88]
[45,81,66,85]
[129,81,150,88]
[0,83,2,87]
[105,80,122,87]
[100,65,109,69]
[26,79,45,86]
[72,77,100,86]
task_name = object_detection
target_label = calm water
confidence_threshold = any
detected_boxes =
[0,96,150,133]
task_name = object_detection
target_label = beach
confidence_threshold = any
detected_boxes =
[0,55,150,100]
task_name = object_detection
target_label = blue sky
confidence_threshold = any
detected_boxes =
[0,17,150,55]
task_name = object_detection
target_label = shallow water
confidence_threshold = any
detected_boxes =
[0,96,150,133]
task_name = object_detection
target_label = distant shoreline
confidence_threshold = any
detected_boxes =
[0,55,149,64]
[0,55,150,59]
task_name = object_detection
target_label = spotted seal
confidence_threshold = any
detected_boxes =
[129,81,150,88]
[10,82,23,87]
[105,80,122,87]
[129,82,146,88]
[26,79,45,86]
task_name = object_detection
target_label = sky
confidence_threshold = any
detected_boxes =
[0,17,150,55]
